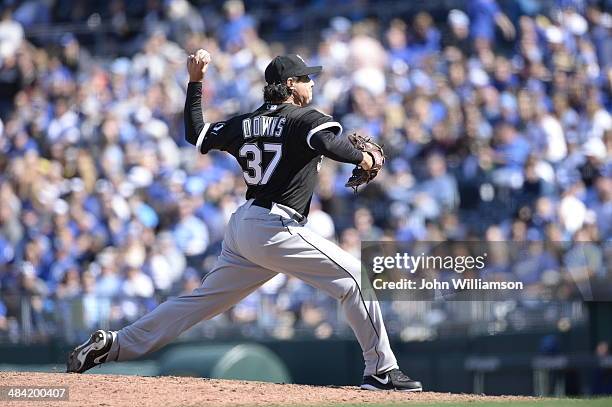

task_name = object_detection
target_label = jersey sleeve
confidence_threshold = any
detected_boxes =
[309,129,363,164]
[300,109,343,152]
[184,82,234,154]
[196,120,233,154]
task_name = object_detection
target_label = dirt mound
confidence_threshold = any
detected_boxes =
[1,372,533,406]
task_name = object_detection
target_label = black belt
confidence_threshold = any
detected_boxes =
[252,198,272,209]
[252,198,306,223]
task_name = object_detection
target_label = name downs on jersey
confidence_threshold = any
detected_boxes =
[242,116,286,139]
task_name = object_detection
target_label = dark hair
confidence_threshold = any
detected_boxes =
[263,82,292,103]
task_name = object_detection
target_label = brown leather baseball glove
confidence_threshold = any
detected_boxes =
[345,133,385,193]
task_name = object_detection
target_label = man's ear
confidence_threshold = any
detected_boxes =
[286,77,295,89]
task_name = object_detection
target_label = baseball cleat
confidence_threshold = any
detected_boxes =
[361,369,423,391]
[66,329,115,373]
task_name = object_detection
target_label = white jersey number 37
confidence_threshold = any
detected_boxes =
[239,143,282,185]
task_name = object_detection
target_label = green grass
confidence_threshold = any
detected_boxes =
[327,398,612,407]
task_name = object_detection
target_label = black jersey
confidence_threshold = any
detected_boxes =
[195,103,342,216]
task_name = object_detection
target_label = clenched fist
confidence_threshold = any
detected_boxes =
[187,49,211,82]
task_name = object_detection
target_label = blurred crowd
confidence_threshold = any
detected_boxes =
[0,0,610,343]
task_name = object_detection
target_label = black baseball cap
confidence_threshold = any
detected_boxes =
[264,54,322,84]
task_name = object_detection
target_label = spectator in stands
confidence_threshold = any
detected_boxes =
[217,0,255,51]
[418,152,460,213]
[0,299,8,337]
[591,341,612,395]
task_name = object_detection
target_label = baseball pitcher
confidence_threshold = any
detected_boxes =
[66,50,422,391]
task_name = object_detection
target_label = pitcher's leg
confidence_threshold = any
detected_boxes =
[294,228,398,376]
[246,222,397,376]
[338,275,398,376]
[107,252,276,362]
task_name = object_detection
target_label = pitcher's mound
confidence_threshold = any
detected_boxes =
[0,372,533,406]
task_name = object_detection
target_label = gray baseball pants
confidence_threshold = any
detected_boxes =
[107,199,398,376]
